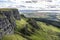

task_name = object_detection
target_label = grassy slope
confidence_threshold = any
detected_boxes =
[2,34,26,40]
[29,22,60,40]
[2,18,60,40]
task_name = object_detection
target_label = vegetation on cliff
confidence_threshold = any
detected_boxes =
[2,15,60,40]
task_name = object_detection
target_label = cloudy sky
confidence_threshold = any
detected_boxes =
[0,0,60,10]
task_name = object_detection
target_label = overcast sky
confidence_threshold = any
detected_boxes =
[0,0,60,10]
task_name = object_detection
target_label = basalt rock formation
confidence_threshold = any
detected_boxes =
[0,8,20,40]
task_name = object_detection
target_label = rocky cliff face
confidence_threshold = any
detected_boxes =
[0,8,20,40]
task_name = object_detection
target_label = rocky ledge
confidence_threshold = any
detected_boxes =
[0,8,20,40]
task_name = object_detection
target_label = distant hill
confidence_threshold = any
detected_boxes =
[20,10,60,13]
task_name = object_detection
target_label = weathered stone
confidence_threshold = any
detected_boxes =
[11,9,20,20]
[0,8,20,40]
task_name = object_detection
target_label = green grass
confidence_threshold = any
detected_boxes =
[2,34,26,40]
[16,19,27,31]
[28,22,60,40]
[2,17,60,40]
[37,22,60,32]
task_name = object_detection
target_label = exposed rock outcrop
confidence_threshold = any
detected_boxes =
[0,8,20,40]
